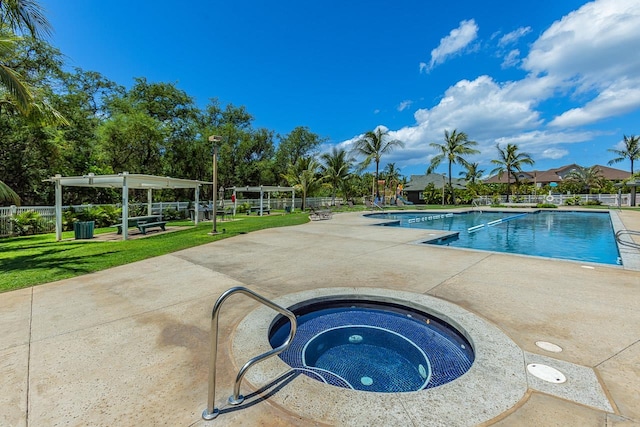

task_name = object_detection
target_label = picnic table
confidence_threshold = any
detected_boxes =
[113,215,167,235]
[247,206,270,215]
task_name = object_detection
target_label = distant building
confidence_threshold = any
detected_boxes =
[483,164,630,187]
[403,174,467,204]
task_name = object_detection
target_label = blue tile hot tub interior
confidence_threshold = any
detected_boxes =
[269,300,474,392]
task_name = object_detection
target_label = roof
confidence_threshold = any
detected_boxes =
[46,173,208,189]
[230,185,294,193]
[484,164,631,184]
[404,174,467,190]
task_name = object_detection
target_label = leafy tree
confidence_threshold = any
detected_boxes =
[427,129,478,204]
[490,143,535,202]
[353,126,404,199]
[275,126,324,179]
[320,146,353,205]
[281,156,322,210]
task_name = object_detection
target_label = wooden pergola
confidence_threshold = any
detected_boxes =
[46,173,209,241]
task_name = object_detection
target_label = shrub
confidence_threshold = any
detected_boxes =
[564,196,582,206]
[584,199,602,206]
[236,202,251,214]
[163,207,181,220]
[12,211,44,235]
[536,203,557,208]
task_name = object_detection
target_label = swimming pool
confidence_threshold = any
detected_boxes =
[367,210,621,265]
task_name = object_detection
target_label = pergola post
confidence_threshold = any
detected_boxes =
[194,185,200,225]
[259,186,264,216]
[122,174,129,241]
[55,174,62,241]
[147,189,153,216]
[291,189,295,212]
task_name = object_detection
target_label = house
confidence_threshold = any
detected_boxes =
[403,174,467,204]
[484,164,630,187]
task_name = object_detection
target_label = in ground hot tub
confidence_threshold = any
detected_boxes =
[269,299,474,392]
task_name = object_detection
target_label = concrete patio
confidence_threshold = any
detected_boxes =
[2,210,639,426]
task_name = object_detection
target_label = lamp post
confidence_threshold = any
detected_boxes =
[209,135,223,234]
[442,173,446,206]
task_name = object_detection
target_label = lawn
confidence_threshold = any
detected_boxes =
[0,213,309,293]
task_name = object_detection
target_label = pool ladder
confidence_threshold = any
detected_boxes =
[615,229,640,250]
[202,286,297,420]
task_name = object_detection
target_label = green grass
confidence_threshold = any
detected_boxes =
[0,213,309,293]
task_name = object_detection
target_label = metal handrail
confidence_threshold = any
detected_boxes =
[615,229,640,249]
[202,286,297,420]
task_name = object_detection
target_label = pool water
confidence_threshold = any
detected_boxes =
[270,301,474,392]
[368,211,621,265]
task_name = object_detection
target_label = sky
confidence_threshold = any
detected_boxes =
[40,0,640,178]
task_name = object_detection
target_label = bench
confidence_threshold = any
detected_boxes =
[137,221,167,234]
[248,206,270,215]
[113,216,161,234]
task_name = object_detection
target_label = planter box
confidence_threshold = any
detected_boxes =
[73,221,95,239]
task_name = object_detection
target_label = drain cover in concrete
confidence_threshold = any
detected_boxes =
[527,363,566,383]
[535,341,563,353]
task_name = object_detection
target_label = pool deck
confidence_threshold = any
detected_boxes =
[2,209,639,426]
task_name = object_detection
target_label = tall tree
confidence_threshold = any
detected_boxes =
[275,126,324,178]
[490,143,535,202]
[320,146,353,205]
[427,129,479,204]
[353,126,404,198]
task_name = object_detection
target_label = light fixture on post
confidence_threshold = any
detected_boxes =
[209,135,223,234]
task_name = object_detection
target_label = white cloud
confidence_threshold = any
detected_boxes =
[426,19,478,71]
[397,100,413,112]
[501,49,521,68]
[498,26,532,47]
[541,148,569,160]
[523,0,640,126]
[343,0,640,174]
[419,62,428,73]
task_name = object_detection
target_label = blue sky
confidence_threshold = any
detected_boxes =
[41,0,640,178]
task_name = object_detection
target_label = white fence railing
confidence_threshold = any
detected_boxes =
[473,193,629,207]
[0,197,340,237]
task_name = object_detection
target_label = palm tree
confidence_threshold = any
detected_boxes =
[0,0,51,114]
[320,147,353,205]
[352,127,404,199]
[564,166,605,193]
[490,143,535,202]
[0,179,20,205]
[427,129,479,204]
[608,134,640,205]
[608,135,640,174]
[382,162,401,200]
[281,156,322,211]
[459,162,484,184]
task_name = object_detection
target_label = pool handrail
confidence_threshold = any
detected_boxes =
[202,286,297,420]
[615,229,640,249]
